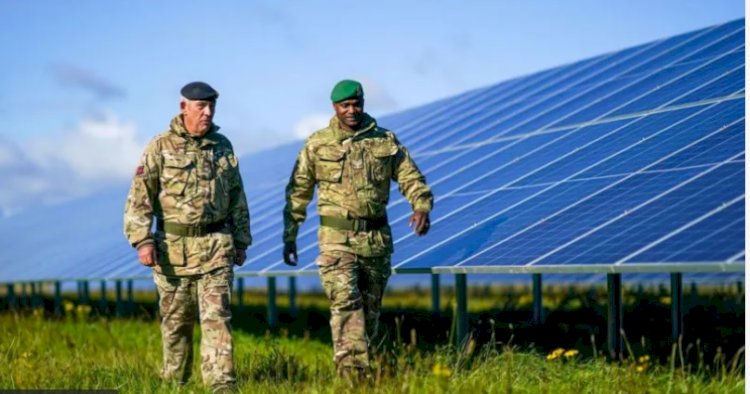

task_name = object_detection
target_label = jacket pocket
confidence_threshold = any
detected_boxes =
[162,156,194,196]
[155,232,187,267]
[314,145,345,183]
[368,141,398,182]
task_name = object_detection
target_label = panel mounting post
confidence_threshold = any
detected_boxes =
[267,277,277,328]
[53,281,61,316]
[115,280,123,318]
[99,280,108,315]
[289,277,297,318]
[532,274,544,325]
[236,277,245,314]
[607,273,623,360]
[431,274,441,317]
[127,280,134,316]
[7,284,16,311]
[671,273,683,342]
[455,274,468,346]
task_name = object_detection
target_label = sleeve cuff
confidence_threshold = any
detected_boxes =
[135,239,154,250]
[413,201,433,214]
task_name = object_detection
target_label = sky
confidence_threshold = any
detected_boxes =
[0,0,744,217]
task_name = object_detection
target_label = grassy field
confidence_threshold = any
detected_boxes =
[0,286,744,393]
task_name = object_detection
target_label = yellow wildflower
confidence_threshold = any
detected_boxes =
[546,348,565,361]
[63,301,74,313]
[636,365,647,373]
[432,363,452,378]
[75,304,92,319]
[563,349,579,358]
[659,296,671,305]
[638,355,650,364]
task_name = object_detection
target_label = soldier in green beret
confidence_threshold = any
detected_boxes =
[124,81,251,393]
[282,79,433,378]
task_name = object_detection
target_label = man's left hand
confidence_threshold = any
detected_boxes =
[409,211,430,236]
[234,248,247,266]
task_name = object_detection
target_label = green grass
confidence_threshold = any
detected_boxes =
[0,312,744,393]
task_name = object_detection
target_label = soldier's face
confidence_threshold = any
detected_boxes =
[181,99,216,136]
[333,98,364,130]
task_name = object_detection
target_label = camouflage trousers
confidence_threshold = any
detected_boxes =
[153,266,235,389]
[316,251,391,371]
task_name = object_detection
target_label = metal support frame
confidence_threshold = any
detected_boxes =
[30,282,38,309]
[54,281,62,315]
[115,280,123,318]
[83,281,91,305]
[39,282,46,308]
[236,278,245,313]
[532,274,544,325]
[7,284,16,311]
[671,273,683,342]
[267,277,277,328]
[455,274,468,346]
[21,283,28,308]
[289,277,297,318]
[607,274,623,360]
[99,280,108,314]
[431,274,441,316]
[127,280,134,316]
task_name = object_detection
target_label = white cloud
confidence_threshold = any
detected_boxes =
[26,112,143,181]
[293,114,329,139]
[0,112,145,217]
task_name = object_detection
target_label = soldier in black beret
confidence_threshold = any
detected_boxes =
[125,81,251,392]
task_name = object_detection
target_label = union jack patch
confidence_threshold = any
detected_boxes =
[135,165,144,176]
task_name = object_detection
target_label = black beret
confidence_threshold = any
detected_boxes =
[180,81,219,101]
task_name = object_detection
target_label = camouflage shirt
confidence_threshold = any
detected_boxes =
[124,115,252,276]
[283,114,433,257]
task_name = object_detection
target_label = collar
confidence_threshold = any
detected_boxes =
[329,113,377,142]
[169,114,221,146]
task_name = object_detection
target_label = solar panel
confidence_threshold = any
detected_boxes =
[247,18,744,277]
[0,18,743,285]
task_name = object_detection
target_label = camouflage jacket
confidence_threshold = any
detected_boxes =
[124,115,252,276]
[283,114,433,257]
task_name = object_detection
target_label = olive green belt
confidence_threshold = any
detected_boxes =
[156,219,225,237]
[320,215,388,232]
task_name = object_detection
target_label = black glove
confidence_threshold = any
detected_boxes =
[283,242,298,266]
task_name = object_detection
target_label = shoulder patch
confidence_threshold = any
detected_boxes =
[135,165,145,176]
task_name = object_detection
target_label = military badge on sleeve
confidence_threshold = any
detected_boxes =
[135,165,145,176]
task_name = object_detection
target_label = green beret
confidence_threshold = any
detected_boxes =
[330,79,364,102]
[181,81,219,101]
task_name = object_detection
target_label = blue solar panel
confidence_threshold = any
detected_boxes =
[0,18,743,285]
[404,98,743,274]
[205,18,746,277]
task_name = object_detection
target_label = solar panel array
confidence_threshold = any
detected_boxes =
[244,18,745,277]
[0,18,744,284]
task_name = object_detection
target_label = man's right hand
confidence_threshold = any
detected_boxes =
[283,242,298,266]
[137,244,156,267]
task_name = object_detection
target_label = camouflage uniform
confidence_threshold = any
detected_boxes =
[283,114,433,371]
[124,114,251,390]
